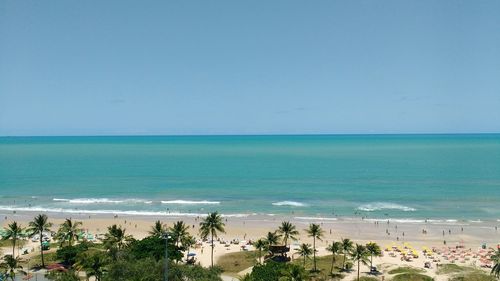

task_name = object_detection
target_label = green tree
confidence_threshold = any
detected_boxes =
[351,244,369,281]
[249,261,290,281]
[341,238,354,271]
[182,234,196,262]
[491,248,500,278]
[104,224,133,251]
[326,241,342,274]
[2,221,24,257]
[277,221,299,247]
[27,214,52,268]
[253,239,267,264]
[199,212,225,267]
[104,257,161,281]
[55,242,91,267]
[305,223,324,272]
[127,235,182,262]
[56,218,83,246]
[265,231,282,247]
[279,263,308,281]
[76,251,107,281]
[149,220,166,237]
[365,242,382,270]
[168,263,223,281]
[0,255,25,281]
[295,243,312,268]
[170,221,190,247]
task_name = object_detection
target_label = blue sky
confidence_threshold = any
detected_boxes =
[1,0,499,136]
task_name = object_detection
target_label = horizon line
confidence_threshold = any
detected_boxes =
[1,132,500,138]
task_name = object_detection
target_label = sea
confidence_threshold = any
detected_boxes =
[1,134,499,223]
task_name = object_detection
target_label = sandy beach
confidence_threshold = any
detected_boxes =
[2,210,499,280]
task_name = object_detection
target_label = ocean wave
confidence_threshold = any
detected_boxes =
[272,201,307,207]
[0,206,246,218]
[365,218,468,225]
[53,198,152,204]
[427,219,458,223]
[357,202,416,212]
[160,200,220,205]
[294,216,337,221]
[367,218,425,224]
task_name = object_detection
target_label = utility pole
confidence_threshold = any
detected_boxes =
[163,232,171,281]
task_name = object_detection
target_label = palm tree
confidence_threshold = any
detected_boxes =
[103,224,133,251]
[199,212,225,267]
[365,242,382,270]
[182,234,196,261]
[170,221,190,247]
[253,239,267,264]
[295,243,313,268]
[327,241,342,274]
[491,248,500,278]
[27,214,52,268]
[149,220,166,237]
[341,238,354,271]
[56,218,83,246]
[306,223,324,272]
[351,244,369,281]
[277,221,299,247]
[76,251,107,281]
[0,255,25,281]
[265,231,281,247]
[2,222,24,257]
[283,264,309,281]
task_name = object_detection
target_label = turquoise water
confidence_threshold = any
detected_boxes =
[1,134,499,222]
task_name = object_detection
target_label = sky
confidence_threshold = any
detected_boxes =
[1,0,499,136]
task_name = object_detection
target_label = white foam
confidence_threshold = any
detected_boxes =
[357,202,416,212]
[387,219,425,223]
[161,200,220,205]
[53,198,153,204]
[0,206,246,218]
[294,216,337,221]
[272,201,306,207]
[365,218,467,225]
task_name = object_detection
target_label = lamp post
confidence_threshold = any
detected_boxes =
[162,232,171,281]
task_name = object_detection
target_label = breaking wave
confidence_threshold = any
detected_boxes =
[294,216,337,221]
[0,206,245,218]
[53,198,153,204]
[357,202,416,212]
[160,200,220,205]
[272,201,306,207]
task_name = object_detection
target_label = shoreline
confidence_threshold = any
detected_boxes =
[3,210,499,247]
[1,207,499,225]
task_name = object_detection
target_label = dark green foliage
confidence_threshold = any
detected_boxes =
[104,258,222,281]
[126,235,183,262]
[249,261,308,281]
[104,258,162,281]
[45,270,80,281]
[56,242,91,266]
[169,264,223,281]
